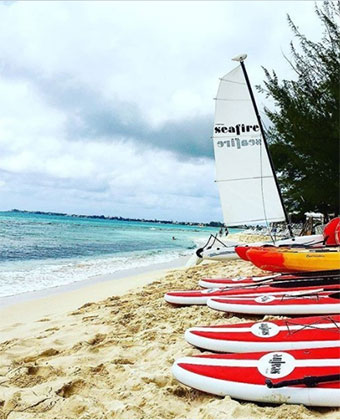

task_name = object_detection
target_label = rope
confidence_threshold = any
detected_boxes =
[266,374,340,389]
[285,316,340,336]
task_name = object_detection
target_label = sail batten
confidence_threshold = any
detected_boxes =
[213,63,286,227]
[216,175,275,182]
[215,98,250,102]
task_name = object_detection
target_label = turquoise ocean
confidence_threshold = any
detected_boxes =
[0,211,237,298]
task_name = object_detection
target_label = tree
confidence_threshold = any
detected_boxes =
[258,1,340,220]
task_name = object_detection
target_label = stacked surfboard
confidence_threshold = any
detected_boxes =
[164,271,340,314]
[166,268,340,406]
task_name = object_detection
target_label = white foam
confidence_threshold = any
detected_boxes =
[0,249,191,298]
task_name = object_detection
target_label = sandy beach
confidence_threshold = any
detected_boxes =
[0,239,339,419]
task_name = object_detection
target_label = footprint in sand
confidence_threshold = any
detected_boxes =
[82,315,98,322]
[22,348,60,363]
[6,364,61,388]
[56,379,86,398]
[44,327,60,332]
[86,333,107,346]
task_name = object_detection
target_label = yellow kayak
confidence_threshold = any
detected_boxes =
[282,248,340,272]
[247,247,340,272]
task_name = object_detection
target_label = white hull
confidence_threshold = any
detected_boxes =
[164,288,332,306]
[199,234,324,261]
[185,330,340,353]
[207,298,340,315]
[185,320,340,353]
[172,362,340,407]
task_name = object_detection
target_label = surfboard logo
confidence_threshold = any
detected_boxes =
[269,354,286,374]
[255,295,276,304]
[231,276,248,282]
[251,322,280,338]
[258,352,295,378]
[202,288,218,294]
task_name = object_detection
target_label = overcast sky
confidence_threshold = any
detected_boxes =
[0,1,323,222]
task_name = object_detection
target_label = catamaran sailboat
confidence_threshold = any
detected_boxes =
[194,54,323,263]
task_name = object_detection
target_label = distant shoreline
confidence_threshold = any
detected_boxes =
[5,208,234,228]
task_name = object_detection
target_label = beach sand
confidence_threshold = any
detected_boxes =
[0,240,339,419]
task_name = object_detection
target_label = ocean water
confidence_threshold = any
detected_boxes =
[0,211,234,298]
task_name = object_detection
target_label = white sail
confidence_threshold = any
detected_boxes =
[213,64,286,226]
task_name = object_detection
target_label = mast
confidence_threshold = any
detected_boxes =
[232,54,294,238]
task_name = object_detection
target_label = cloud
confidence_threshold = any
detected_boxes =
[0,143,221,221]
[1,63,214,159]
[0,74,219,221]
[0,1,324,220]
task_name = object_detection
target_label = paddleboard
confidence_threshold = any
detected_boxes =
[199,270,340,289]
[207,291,340,315]
[185,315,340,352]
[164,279,340,305]
[172,347,340,406]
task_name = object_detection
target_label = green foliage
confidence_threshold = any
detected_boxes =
[258,2,340,218]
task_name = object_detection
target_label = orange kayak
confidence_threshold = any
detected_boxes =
[247,247,340,272]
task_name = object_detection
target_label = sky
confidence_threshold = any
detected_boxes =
[0,1,324,222]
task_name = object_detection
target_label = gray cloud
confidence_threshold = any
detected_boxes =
[1,63,214,159]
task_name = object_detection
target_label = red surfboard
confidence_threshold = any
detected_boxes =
[199,270,340,289]
[185,315,340,353]
[172,347,340,406]
[207,290,340,315]
[164,279,340,305]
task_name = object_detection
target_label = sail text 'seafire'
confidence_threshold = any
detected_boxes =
[214,123,259,135]
[216,138,261,149]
